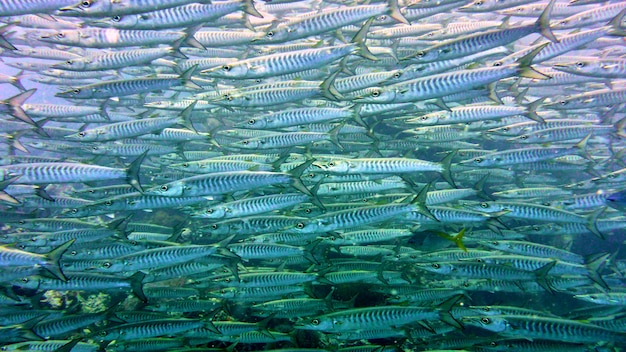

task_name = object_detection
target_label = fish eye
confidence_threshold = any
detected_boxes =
[71,208,78,214]
[328,162,335,166]
[475,0,483,5]
[520,135,528,140]
[416,51,426,58]
[493,61,502,67]
[393,72,401,78]
[21,277,29,283]
[481,317,491,324]
[296,222,305,229]
[73,89,80,94]
[105,200,112,206]
[78,132,85,137]
[56,32,65,38]
[182,163,188,167]
[575,62,584,68]
[160,185,168,191]
[81,0,91,7]
[112,15,121,22]
[248,119,255,125]
[267,31,274,37]
[242,140,248,145]
[431,263,440,268]
[66,60,73,65]
[371,90,380,97]
[421,116,428,121]
[559,100,567,105]
[480,202,488,208]
[305,208,312,214]
[206,209,213,213]
[211,224,218,229]
[223,65,231,71]
[103,262,111,268]
[474,158,483,163]
[491,241,499,245]
[311,319,320,325]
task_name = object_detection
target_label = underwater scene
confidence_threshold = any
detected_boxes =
[1,0,626,350]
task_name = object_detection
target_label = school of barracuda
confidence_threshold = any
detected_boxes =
[1,0,626,350]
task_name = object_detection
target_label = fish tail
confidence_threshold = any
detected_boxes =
[327,122,344,151]
[585,207,606,239]
[11,70,26,91]
[168,40,188,59]
[473,174,493,200]
[388,0,409,25]
[180,64,202,90]
[0,175,20,205]
[534,260,556,293]
[178,100,198,133]
[183,25,206,50]
[412,182,438,221]
[525,97,546,123]
[7,88,38,126]
[242,0,264,19]
[43,239,76,281]
[439,150,456,188]
[608,8,626,36]
[320,68,344,101]
[126,150,148,193]
[437,295,464,329]
[516,43,551,79]
[584,253,610,290]
[128,272,147,302]
[351,17,378,61]
[537,0,558,42]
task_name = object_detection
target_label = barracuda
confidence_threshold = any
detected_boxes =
[353,44,549,104]
[0,151,146,192]
[465,315,626,344]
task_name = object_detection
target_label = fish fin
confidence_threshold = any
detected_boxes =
[526,97,546,123]
[320,68,344,101]
[8,89,38,126]
[473,174,493,200]
[327,123,344,150]
[180,64,202,90]
[487,82,502,104]
[351,17,378,61]
[168,41,188,59]
[128,272,147,302]
[126,150,148,193]
[537,0,558,42]
[183,25,206,50]
[242,0,264,18]
[42,239,76,281]
[586,206,606,239]
[439,150,457,188]
[0,175,20,205]
[585,252,610,290]
[11,70,26,91]
[516,43,550,79]
[388,0,409,24]
[534,260,556,293]
[412,182,438,221]
[0,25,16,50]
[608,8,626,36]
[178,100,198,133]
[437,295,464,329]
